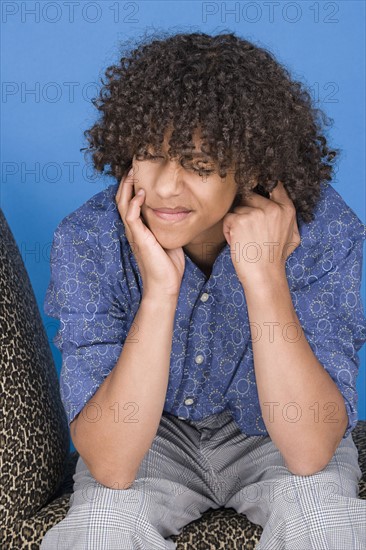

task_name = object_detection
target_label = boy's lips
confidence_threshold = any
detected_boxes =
[152,207,191,213]
[150,208,192,222]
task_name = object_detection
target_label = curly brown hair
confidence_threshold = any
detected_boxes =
[81,29,340,224]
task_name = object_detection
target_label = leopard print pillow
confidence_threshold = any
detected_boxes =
[0,208,69,531]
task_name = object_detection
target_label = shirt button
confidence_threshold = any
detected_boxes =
[184,398,194,406]
[200,292,209,302]
[195,354,204,364]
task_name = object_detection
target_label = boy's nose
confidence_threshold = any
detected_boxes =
[152,161,185,195]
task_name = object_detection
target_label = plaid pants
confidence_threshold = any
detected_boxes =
[41,408,366,549]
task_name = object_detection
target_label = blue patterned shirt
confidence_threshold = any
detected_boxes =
[44,181,366,439]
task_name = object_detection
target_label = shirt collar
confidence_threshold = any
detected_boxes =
[183,242,231,281]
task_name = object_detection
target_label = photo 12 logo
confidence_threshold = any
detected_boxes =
[201,2,340,24]
[1,1,140,24]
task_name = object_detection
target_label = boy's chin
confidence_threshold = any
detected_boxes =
[151,230,189,249]
[154,236,187,250]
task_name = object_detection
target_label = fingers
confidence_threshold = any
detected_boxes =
[115,167,146,244]
[115,168,137,226]
[270,180,293,207]
[125,188,145,225]
[115,167,133,203]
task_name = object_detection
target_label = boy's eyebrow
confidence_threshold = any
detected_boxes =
[187,152,212,158]
[148,145,214,160]
[170,150,214,160]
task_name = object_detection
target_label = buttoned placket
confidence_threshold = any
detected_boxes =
[177,291,211,420]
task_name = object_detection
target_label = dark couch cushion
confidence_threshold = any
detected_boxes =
[0,208,69,529]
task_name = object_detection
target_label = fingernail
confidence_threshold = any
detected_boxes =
[137,189,144,195]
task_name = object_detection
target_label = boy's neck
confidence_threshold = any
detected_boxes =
[183,239,227,279]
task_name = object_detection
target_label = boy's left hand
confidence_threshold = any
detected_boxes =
[222,180,301,285]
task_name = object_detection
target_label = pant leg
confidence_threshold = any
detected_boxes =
[40,411,221,550]
[251,434,365,550]
[197,411,365,550]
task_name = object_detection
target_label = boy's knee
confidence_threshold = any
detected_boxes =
[73,475,156,509]
[265,467,359,516]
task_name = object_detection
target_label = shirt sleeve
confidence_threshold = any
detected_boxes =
[294,222,366,440]
[44,218,131,426]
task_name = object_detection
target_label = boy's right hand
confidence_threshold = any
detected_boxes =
[115,167,185,300]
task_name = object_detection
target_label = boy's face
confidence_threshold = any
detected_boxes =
[132,127,245,259]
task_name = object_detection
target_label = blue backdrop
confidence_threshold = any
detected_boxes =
[2,1,365,453]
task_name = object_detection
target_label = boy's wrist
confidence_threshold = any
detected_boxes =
[141,293,179,309]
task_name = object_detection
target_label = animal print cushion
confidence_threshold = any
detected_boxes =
[1,205,365,549]
[0,209,70,537]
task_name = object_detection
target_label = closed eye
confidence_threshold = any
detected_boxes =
[135,152,164,161]
[134,151,215,175]
[187,162,215,175]
[193,166,214,174]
